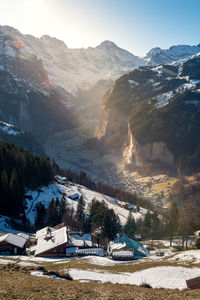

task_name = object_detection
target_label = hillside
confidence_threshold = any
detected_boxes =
[0,68,75,140]
[0,176,147,234]
[98,54,200,175]
[0,141,53,219]
[0,121,44,155]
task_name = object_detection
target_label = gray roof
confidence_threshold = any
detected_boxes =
[0,233,27,248]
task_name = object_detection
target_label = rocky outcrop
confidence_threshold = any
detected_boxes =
[96,106,128,152]
[96,106,127,139]
[98,109,174,168]
[123,124,174,166]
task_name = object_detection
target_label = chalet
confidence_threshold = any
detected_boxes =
[0,233,27,255]
[35,226,68,257]
[34,225,93,257]
[108,235,149,258]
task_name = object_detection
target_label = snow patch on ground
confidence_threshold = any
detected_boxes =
[81,256,129,266]
[17,261,38,267]
[167,250,200,264]
[68,266,200,290]
[31,270,65,280]
[0,258,13,264]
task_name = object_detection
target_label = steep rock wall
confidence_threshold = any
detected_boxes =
[123,124,174,166]
[97,108,174,167]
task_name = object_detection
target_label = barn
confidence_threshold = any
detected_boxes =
[0,233,27,255]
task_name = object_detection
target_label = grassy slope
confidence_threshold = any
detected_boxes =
[1,265,200,300]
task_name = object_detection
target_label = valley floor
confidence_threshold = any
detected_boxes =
[44,130,175,207]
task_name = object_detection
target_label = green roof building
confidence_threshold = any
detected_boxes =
[109,235,149,258]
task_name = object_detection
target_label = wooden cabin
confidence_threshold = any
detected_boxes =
[0,233,27,255]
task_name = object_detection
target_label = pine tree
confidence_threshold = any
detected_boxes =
[151,210,161,239]
[168,202,179,246]
[35,203,47,229]
[76,195,86,230]
[0,169,9,214]
[47,198,57,226]
[124,211,136,239]
[103,209,121,241]
[58,195,67,221]
[9,168,22,217]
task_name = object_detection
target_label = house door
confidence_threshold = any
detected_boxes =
[14,247,17,255]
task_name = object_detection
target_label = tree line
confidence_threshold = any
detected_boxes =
[35,196,121,245]
[0,142,53,217]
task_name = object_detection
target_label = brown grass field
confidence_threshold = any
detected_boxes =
[0,264,200,300]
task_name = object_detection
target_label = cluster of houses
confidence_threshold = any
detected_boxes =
[0,224,149,260]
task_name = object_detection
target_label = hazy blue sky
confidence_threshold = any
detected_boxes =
[0,0,200,55]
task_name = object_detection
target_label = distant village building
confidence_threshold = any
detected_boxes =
[0,233,27,255]
[68,193,80,201]
[54,175,67,185]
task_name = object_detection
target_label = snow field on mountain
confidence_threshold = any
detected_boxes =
[25,180,146,226]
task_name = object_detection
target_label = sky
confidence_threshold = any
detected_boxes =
[0,0,200,56]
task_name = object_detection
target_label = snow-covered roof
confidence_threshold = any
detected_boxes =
[69,193,80,200]
[35,226,55,239]
[0,233,27,248]
[69,233,92,247]
[109,242,126,252]
[35,226,67,256]
[17,233,29,240]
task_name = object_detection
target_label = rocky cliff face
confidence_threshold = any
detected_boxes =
[123,124,174,166]
[96,106,128,154]
[98,109,174,168]
[98,54,200,175]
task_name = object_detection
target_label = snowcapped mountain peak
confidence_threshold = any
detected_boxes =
[146,47,162,58]
[97,40,118,49]
[146,43,200,66]
[0,25,145,94]
[0,25,21,37]
[40,35,68,49]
